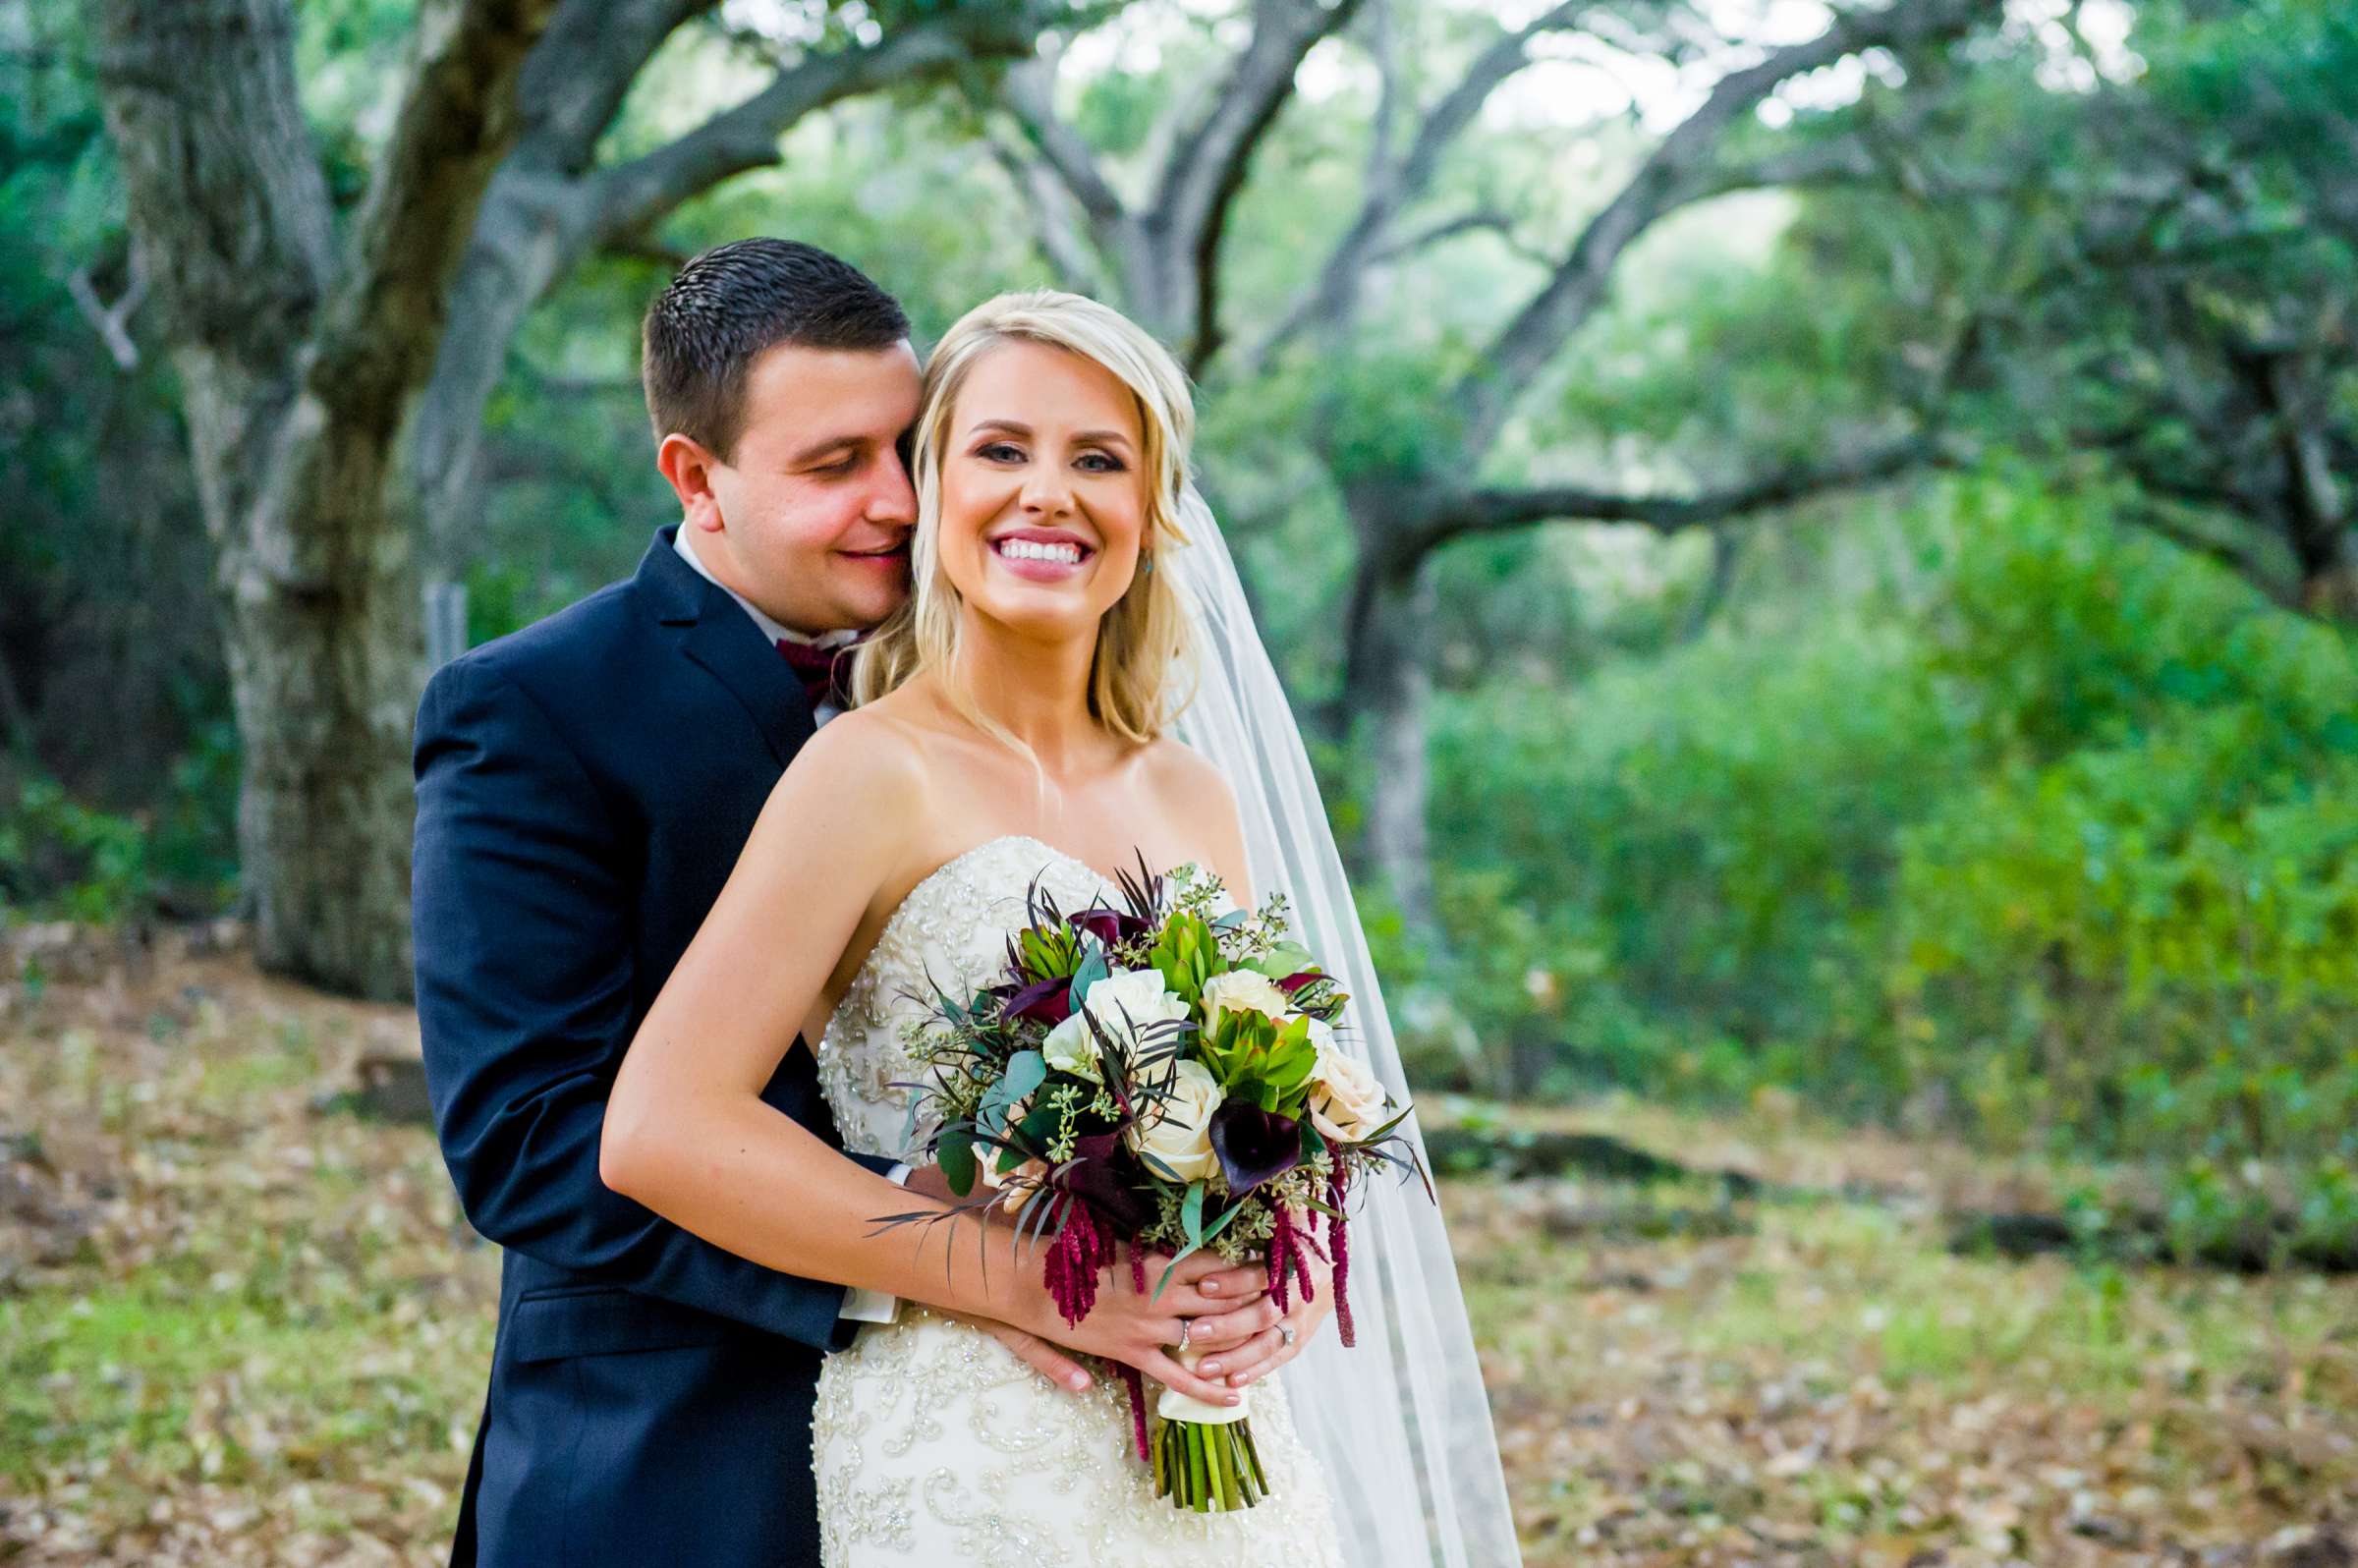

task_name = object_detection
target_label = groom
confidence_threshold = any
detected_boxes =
[411,242,1285,1567]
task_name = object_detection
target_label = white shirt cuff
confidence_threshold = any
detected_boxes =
[837,1162,912,1326]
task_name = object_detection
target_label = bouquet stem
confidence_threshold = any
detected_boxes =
[1151,1345,1266,1511]
[1151,1415,1267,1512]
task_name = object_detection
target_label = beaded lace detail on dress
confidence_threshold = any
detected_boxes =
[811,834,1344,1568]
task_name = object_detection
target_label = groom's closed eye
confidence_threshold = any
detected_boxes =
[793,437,870,477]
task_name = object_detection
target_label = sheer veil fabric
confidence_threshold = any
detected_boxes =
[1165,489,1524,1568]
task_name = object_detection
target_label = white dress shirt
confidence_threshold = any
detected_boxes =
[672,524,904,1326]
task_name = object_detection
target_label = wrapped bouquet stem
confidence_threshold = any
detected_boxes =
[881,856,1427,1513]
[1153,1346,1268,1511]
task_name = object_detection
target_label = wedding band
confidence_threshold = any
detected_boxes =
[1177,1320,1193,1353]
[1279,1323,1297,1348]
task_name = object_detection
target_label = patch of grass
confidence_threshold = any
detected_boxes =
[6,932,2356,1566]
[3,1277,482,1489]
[1451,1176,2358,1565]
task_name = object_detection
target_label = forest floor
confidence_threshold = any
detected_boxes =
[3,924,2353,1566]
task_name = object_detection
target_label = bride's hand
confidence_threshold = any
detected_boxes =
[1030,1251,1267,1408]
[1184,1248,1334,1389]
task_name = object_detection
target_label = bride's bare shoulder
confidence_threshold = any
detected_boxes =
[773,700,930,822]
[1141,736,1252,901]
[1141,735,1230,802]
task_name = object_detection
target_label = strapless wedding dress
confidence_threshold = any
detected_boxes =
[810,834,1346,1567]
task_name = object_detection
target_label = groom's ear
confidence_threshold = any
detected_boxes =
[657,432,724,532]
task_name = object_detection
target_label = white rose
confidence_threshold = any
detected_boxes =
[1200,969,1293,1036]
[1128,1059,1225,1183]
[1308,1036,1388,1145]
[1042,967,1191,1081]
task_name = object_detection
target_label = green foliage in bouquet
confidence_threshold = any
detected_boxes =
[1199,1010,1319,1114]
[1147,910,1222,1009]
[1016,923,1085,983]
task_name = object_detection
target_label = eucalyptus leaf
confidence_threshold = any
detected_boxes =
[938,1125,977,1196]
[1070,940,1111,1008]
[1002,1048,1048,1103]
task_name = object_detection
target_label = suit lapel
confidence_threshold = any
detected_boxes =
[639,527,818,766]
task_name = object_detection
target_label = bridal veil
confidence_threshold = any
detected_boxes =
[1166,488,1524,1568]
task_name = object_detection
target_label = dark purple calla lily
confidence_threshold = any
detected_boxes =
[1053,1130,1155,1232]
[1208,1102,1302,1195]
[1070,907,1151,948]
[1004,974,1075,1026]
[1275,971,1323,995]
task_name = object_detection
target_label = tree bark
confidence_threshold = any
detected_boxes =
[95,0,558,998]
[997,0,1367,372]
[2261,358,2358,623]
[1338,513,1442,949]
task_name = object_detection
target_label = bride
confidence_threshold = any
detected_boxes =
[602,291,1519,1567]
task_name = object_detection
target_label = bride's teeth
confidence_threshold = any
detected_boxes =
[997,539,1083,565]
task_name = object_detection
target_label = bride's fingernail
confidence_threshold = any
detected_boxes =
[1225,1393,1242,1407]
[1200,1361,1221,1376]
[1069,1372,1090,1390]
[1202,1281,1219,1295]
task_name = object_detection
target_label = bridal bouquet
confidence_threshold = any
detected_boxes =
[886,858,1424,1512]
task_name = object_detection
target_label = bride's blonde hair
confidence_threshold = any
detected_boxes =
[849,290,1199,751]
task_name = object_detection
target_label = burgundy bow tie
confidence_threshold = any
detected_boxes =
[775,635,864,714]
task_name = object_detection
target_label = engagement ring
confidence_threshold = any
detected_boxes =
[1279,1323,1297,1348]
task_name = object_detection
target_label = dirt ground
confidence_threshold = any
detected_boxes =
[3,924,2353,1565]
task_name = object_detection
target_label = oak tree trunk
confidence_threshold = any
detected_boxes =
[96,0,555,998]
[1342,552,1441,952]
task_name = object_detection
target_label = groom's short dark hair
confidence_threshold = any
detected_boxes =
[642,238,910,461]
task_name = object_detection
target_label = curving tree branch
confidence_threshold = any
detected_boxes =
[991,0,1364,370]
[999,50,1130,232]
[310,0,563,421]
[586,8,1044,244]
[1421,434,1958,553]
[1454,0,2004,455]
[1282,0,1582,355]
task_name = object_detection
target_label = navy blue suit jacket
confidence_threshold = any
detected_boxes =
[413,527,893,1567]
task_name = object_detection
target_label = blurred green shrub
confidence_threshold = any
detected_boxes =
[1418,555,1971,1110]
[1890,476,2358,1155]
[0,720,239,924]
[1414,471,2358,1176]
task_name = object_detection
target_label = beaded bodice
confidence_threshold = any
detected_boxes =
[816,834,1125,1159]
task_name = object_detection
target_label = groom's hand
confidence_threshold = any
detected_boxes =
[940,1312,1097,1394]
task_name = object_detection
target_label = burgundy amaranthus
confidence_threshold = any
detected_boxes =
[1120,1241,1151,1458]
[1117,1363,1151,1460]
[1266,1203,1320,1317]
[1327,1167,1355,1348]
[1044,1203,1114,1325]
